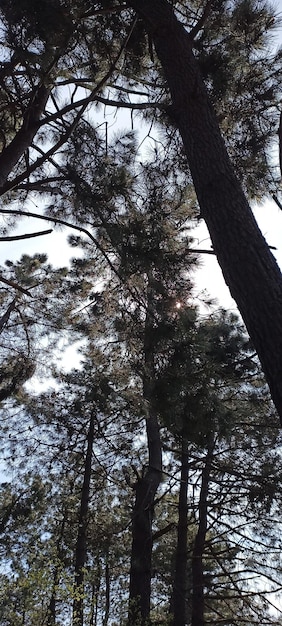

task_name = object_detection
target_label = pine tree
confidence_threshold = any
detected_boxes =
[1,1,282,417]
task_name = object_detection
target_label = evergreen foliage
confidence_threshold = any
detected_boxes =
[1,2,282,624]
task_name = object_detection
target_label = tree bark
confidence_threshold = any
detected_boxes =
[73,412,95,626]
[130,0,282,424]
[191,437,214,626]
[128,422,162,625]
[171,438,189,626]
[128,276,162,625]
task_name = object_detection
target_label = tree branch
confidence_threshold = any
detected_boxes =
[189,0,214,41]
[279,111,282,179]
[0,298,17,332]
[152,521,176,542]
[0,84,50,190]
[0,229,52,241]
[0,17,139,197]
[0,275,31,297]
[0,208,145,311]
[273,193,282,211]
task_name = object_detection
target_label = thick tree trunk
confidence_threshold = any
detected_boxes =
[171,438,189,626]
[191,438,214,626]
[128,277,162,625]
[130,0,282,423]
[73,412,95,626]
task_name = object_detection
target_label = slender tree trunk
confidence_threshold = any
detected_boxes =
[128,277,162,625]
[102,557,110,626]
[73,412,95,626]
[89,561,101,626]
[89,584,96,626]
[48,577,58,626]
[191,437,214,626]
[47,515,66,626]
[128,420,162,625]
[171,437,189,626]
[130,0,282,424]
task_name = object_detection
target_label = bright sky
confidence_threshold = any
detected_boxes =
[1,150,282,320]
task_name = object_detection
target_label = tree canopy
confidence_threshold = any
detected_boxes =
[0,0,282,415]
[1,1,282,624]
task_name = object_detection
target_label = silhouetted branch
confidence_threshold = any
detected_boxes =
[0,275,31,296]
[273,193,282,211]
[0,229,52,241]
[279,111,282,179]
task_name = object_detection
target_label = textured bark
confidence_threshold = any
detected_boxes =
[73,413,95,626]
[171,438,189,626]
[0,84,49,191]
[130,0,282,423]
[128,277,162,625]
[191,438,214,626]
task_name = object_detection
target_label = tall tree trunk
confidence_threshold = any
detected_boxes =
[171,437,189,626]
[89,560,101,626]
[47,515,66,626]
[73,412,95,626]
[130,0,282,424]
[191,437,214,626]
[128,417,162,625]
[128,276,162,625]
[102,557,110,626]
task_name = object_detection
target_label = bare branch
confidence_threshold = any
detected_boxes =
[189,0,214,41]
[152,522,176,542]
[0,208,100,236]
[189,245,277,254]
[273,193,282,210]
[95,95,163,110]
[0,229,52,241]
